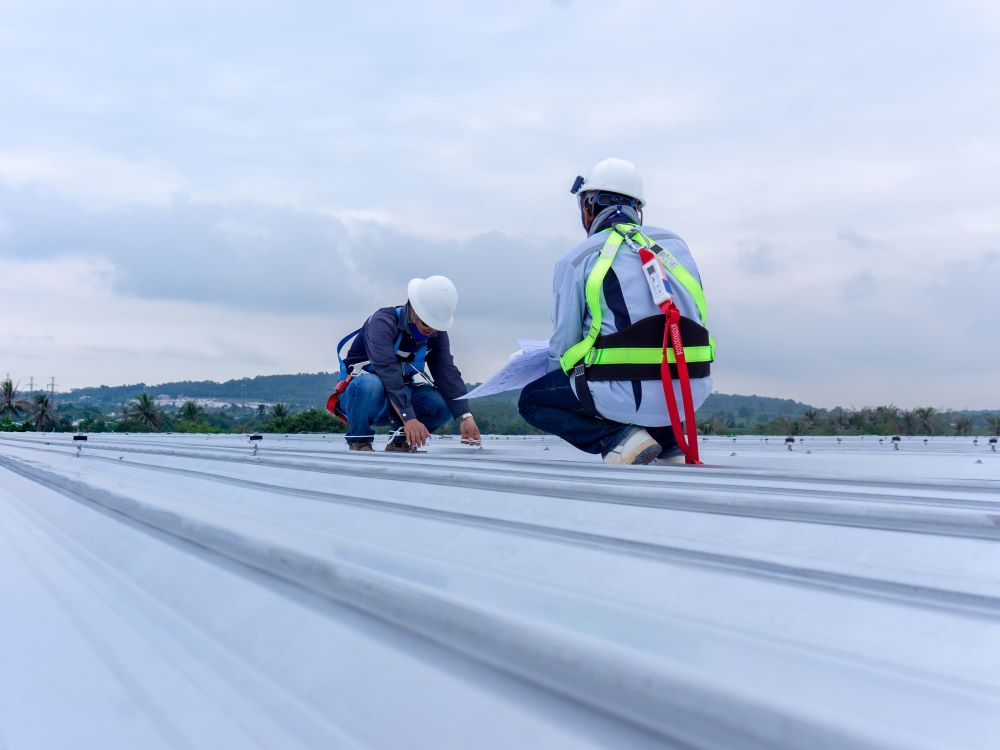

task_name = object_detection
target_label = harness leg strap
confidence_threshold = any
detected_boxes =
[572,365,600,418]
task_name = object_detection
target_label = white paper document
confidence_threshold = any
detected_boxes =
[463,339,550,399]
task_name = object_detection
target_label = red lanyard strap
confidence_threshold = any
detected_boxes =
[638,247,702,465]
[660,301,702,464]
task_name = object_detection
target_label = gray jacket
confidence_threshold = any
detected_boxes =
[547,207,713,426]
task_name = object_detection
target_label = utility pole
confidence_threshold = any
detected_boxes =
[49,377,57,432]
[28,376,34,395]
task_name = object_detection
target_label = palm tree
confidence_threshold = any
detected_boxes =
[987,415,1000,436]
[954,415,973,436]
[179,400,202,422]
[900,409,918,436]
[785,419,803,436]
[711,415,733,435]
[873,405,901,434]
[803,408,820,431]
[267,403,292,432]
[847,408,871,433]
[914,406,938,435]
[0,378,30,419]
[126,393,163,431]
[32,394,55,431]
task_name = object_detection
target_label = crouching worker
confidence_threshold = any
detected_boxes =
[519,158,714,465]
[331,275,481,452]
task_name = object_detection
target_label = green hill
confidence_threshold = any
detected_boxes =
[65,372,818,423]
[65,373,339,409]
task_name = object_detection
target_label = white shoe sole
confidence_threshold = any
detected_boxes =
[654,453,686,465]
[604,431,661,465]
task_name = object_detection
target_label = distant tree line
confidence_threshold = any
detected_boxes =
[4,377,999,437]
[1,379,349,435]
[699,405,1000,437]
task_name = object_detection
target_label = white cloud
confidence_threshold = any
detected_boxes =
[1,1,998,407]
[0,151,185,209]
[0,256,341,390]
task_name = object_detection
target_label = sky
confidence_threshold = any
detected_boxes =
[1,0,998,409]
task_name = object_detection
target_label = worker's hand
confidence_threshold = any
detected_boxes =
[460,416,481,446]
[404,419,430,448]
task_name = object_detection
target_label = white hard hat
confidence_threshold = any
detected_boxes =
[407,275,458,331]
[570,157,645,207]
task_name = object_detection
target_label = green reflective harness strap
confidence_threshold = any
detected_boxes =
[627,227,715,354]
[585,345,714,366]
[558,229,625,373]
[647,244,708,324]
[558,223,716,373]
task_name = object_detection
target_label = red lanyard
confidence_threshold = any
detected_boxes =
[639,247,702,465]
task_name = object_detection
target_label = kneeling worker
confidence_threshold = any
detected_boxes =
[334,276,481,451]
[519,158,714,465]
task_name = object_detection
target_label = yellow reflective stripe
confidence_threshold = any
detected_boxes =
[559,230,624,372]
[558,223,719,372]
[585,345,715,366]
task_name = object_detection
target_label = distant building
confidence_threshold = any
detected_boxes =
[152,396,278,410]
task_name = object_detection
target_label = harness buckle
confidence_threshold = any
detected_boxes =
[615,224,644,252]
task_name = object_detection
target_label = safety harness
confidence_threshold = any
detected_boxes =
[559,224,714,464]
[325,306,429,425]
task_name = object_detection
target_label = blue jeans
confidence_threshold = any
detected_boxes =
[340,373,453,444]
[518,369,678,456]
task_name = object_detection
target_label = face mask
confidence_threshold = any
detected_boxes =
[408,321,430,342]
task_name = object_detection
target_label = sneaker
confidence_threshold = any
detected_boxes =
[653,447,686,465]
[348,441,374,452]
[603,427,661,465]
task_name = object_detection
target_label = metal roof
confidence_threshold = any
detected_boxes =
[1,432,998,749]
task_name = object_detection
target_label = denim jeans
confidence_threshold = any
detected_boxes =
[340,373,453,445]
[518,369,678,456]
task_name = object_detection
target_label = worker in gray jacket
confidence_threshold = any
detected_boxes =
[519,158,714,465]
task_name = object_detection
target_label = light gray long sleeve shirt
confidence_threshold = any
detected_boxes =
[547,216,713,426]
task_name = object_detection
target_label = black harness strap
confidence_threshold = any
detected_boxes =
[572,364,600,418]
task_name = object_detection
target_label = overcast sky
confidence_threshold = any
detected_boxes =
[2,0,998,409]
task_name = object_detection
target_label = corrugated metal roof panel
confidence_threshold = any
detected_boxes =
[1,433,998,749]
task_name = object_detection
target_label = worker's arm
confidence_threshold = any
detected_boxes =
[426,333,470,418]
[547,254,589,373]
[363,310,416,421]
[427,334,480,445]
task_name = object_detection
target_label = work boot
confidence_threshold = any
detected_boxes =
[603,427,660,465]
[348,441,374,452]
[385,436,417,453]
